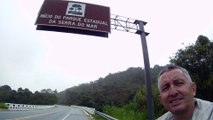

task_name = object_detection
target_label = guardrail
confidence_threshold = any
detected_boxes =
[5,103,56,110]
[71,105,118,120]
[95,110,118,120]
[71,105,95,114]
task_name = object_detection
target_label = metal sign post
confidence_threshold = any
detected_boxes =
[111,16,154,120]
[136,20,154,120]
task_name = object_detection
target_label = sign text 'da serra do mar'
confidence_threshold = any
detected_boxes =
[35,0,110,37]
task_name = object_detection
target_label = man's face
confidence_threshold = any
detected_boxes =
[159,69,196,114]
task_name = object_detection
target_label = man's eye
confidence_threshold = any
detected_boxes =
[161,86,168,92]
[176,82,184,86]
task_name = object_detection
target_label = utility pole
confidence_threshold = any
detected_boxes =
[111,15,154,120]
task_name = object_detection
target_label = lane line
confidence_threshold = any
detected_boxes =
[61,109,72,120]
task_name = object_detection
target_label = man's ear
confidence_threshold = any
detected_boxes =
[191,82,197,96]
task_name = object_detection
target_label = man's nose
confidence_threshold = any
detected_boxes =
[168,85,178,97]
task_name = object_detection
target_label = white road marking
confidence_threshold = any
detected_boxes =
[61,110,72,120]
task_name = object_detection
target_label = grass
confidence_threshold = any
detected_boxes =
[103,105,147,120]
[92,114,106,120]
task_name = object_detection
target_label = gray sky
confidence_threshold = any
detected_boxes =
[0,0,213,92]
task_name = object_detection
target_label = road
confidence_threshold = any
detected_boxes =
[0,105,91,120]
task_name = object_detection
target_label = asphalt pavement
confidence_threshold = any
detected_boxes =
[0,105,91,120]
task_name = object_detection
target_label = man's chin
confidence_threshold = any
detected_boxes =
[169,99,185,113]
[170,105,185,114]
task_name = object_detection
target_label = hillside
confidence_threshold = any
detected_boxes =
[57,65,163,110]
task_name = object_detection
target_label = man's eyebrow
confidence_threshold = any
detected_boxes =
[173,78,185,82]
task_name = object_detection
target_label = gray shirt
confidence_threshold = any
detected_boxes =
[157,98,213,120]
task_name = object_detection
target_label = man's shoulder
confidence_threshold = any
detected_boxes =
[195,98,213,109]
[156,111,173,120]
[193,98,213,119]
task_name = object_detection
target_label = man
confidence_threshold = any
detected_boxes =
[157,65,213,120]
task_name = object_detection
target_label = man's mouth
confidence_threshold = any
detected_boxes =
[169,98,183,104]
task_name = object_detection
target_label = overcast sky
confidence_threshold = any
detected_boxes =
[0,0,213,92]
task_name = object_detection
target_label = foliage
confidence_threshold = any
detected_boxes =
[0,85,57,105]
[103,104,147,120]
[170,35,213,101]
[58,67,142,107]
[0,102,8,109]
[0,85,12,103]
[132,85,166,118]
[152,85,167,117]
[57,66,166,119]
[57,67,163,111]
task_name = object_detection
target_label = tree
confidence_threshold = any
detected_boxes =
[0,85,57,105]
[0,85,12,102]
[170,35,213,101]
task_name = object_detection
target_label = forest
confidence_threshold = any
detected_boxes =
[57,66,162,109]
[0,86,57,105]
[0,35,212,119]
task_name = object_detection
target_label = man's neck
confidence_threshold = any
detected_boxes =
[173,114,192,120]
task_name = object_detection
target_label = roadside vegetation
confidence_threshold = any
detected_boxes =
[100,85,166,119]
[103,104,147,120]
[92,114,106,120]
[0,102,7,109]
[0,86,57,105]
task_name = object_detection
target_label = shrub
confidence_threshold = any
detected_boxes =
[0,102,8,109]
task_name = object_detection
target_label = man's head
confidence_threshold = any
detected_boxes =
[158,65,197,114]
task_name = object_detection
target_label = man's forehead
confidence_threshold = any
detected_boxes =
[160,69,183,78]
[159,69,185,83]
